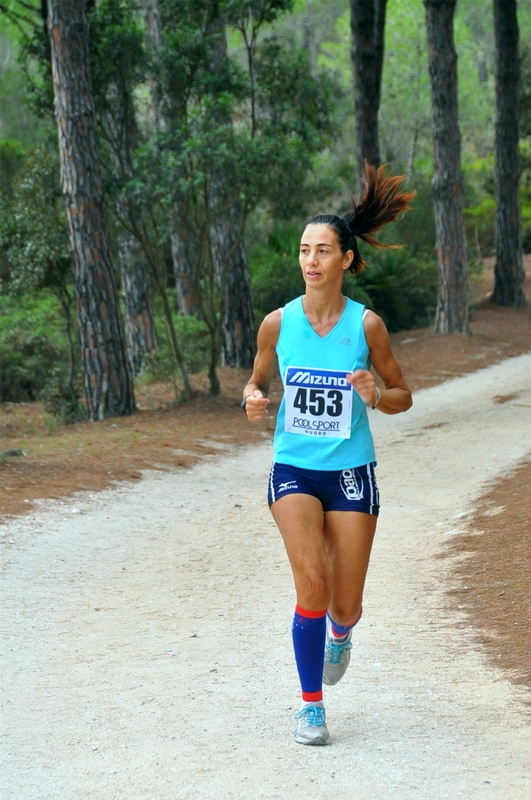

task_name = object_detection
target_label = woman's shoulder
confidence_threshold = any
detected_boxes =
[257,308,283,349]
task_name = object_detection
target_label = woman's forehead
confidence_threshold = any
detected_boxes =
[300,223,338,246]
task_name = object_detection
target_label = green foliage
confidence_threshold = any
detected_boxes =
[89,0,148,96]
[0,291,74,403]
[464,197,496,256]
[0,20,46,145]
[0,138,26,199]
[520,45,531,139]
[248,223,305,323]
[353,250,438,332]
[0,130,71,293]
[382,178,436,259]
[17,18,55,122]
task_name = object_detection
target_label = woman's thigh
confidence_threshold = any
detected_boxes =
[271,493,331,610]
[323,511,377,624]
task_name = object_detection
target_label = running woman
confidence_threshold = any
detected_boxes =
[242,165,414,745]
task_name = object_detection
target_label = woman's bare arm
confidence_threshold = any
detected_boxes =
[242,309,282,421]
[348,311,412,414]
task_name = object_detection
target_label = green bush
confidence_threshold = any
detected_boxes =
[248,222,305,325]
[353,249,438,332]
[0,291,73,402]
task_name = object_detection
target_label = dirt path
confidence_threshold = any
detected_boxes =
[1,354,531,800]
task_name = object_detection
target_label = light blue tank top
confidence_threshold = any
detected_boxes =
[273,296,376,470]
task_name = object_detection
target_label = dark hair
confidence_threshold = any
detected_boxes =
[306,164,416,274]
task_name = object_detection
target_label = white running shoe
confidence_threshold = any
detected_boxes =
[323,617,352,686]
[293,702,330,745]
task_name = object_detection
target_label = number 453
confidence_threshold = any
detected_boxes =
[293,388,343,417]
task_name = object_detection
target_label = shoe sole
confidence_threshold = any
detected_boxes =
[294,734,330,745]
[322,672,343,686]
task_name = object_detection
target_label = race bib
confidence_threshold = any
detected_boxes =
[284,367,353,439]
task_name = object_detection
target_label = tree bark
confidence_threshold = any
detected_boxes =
[350,0,387,189]
[211,219,255,369]
[143,0,165,133]
[171,225,201,317]
[207,13,255,369]
[48,0,135,419]
[102,84,158,378]
[492,0,525,307]
[118,232,157,377]
[424,0,470,334]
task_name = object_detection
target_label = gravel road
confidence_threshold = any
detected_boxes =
[1,354,531,800]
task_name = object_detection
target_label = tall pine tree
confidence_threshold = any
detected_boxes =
[493,0,525,307]
[350,0,387,189]
[47,0,135,418]
[424,0,469,334]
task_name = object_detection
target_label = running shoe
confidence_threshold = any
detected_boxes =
[293,702,330,745]
[323,617,352,686]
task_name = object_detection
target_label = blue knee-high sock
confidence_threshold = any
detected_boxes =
[292,605,327,702]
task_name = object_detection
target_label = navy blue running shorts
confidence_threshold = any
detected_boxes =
[268,462,379,516]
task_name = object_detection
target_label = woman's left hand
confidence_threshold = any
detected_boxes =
[348,370,378,407]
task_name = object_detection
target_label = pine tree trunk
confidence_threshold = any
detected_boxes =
[171,226,201,317]
[119,232,157,377]
[350,0,387,188]
[211,219,255,368]
[424,0,470,334]
[207,13,255,369]
[48,0,135,419]
[103,86,157,378]
[143,0,165,133]
[492,0,526,307]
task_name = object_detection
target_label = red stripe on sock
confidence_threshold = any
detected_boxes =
[295,605,327,619]
[302,690,323,702]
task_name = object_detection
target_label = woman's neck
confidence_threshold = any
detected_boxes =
[302,290,346,322]
[302,292,347,337]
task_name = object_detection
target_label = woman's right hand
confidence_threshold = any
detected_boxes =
[244,390,270,421]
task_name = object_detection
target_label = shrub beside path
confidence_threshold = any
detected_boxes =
[1,354,531,799]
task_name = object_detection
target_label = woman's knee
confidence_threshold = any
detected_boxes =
[296,570,331,609]
[329,599,362,627]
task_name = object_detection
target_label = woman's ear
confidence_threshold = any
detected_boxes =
[343,250,354,271]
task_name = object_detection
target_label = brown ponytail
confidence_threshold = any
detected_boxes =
[344,164,415,274]
[306,164,415,274]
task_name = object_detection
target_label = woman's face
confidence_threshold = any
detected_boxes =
[299,224,353,288]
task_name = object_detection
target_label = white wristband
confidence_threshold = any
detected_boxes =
[371,386,381,409]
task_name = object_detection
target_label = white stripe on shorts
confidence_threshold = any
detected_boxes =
[367,464,375,515]
[269,463,276,504]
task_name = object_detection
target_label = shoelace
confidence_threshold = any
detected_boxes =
[295,705,325,727]
[325,638,352,665]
